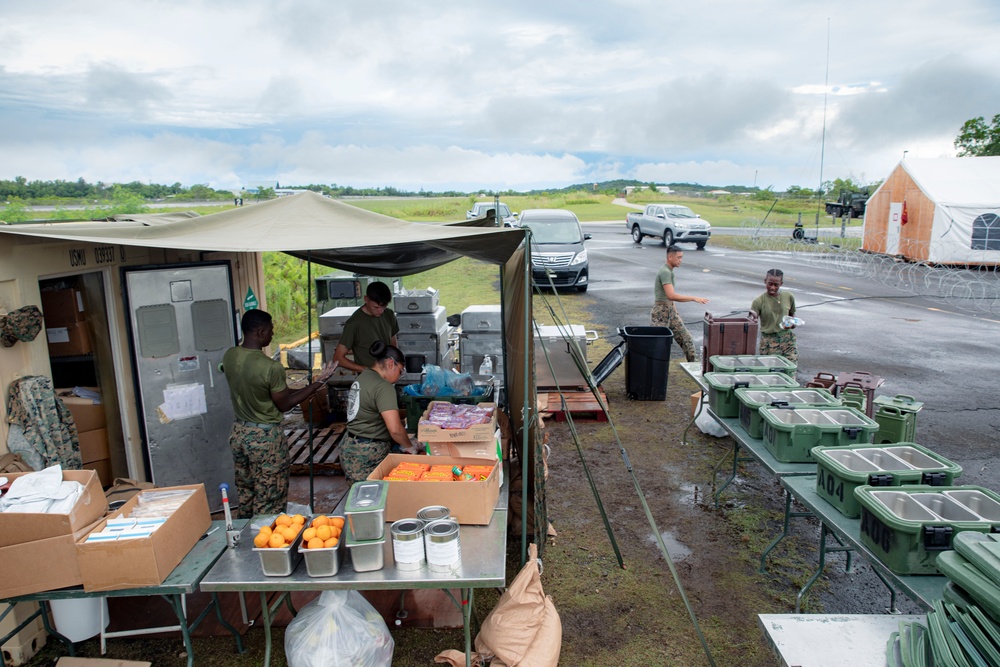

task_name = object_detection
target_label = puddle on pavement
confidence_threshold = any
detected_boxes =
[646,530,692,561]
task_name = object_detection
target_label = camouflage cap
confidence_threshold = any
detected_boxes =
[0,305,44,347]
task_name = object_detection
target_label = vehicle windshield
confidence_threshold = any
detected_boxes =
[475,204,512,217]
[665,206,698,218]
[523,218,583,244]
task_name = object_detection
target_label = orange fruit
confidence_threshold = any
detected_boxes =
[253,532,270,548]
[258,525,272,536]
[311,515,330,528]
[268,532,286,548]
[275,514,292,527]
[324,537,339,548]
[316,525,332,541]
[330,525,341,538]
[291,514,306,525]
[302,527,317,542]
[280,526,297,542]
[307,537,324,550]
[330,516,345,529]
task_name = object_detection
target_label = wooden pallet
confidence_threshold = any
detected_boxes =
[539,388,609,422]
[286,423,346,474]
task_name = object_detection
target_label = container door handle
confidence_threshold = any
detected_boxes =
[867,474,894,486]
[921,472,947,486]
[923,525,952,550]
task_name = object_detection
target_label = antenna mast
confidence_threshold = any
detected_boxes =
[817,18,831,221]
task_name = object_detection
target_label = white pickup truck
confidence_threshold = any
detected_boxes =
[625,204,711,249]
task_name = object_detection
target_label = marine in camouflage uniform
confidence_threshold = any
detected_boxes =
[651,247,709,364]
[750,269,798,364]
[759,329,798,364]
[340,435,391,487]
[228,422,289,518]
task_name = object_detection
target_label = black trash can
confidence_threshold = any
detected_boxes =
[620,326,673,400]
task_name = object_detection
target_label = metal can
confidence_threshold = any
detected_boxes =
[390,519,426,571]
[423,519,461,572]
[416,505,450,523]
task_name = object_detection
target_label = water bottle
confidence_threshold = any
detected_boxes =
[479,355,493,376]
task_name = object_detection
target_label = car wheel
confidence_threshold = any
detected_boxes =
[662,230,673,247]
[631,226,644,243]
[576,284,588,292]
[696,241,706,250]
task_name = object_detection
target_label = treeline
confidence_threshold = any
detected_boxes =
[1,177,233,202]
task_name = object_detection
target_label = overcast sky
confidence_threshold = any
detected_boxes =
[2,0,999,193]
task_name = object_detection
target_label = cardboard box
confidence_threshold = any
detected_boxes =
[691,391,703,417]
[82,457,112,487]
[41,289,85,327]
[77,428,110,464]
[426,441,499,461]
[368,454,500,525]
[57,660,151,667]
[46,323,92,357]
[58,389,106,432]
[75,484,211,592]
[417,402,498,443]
[0,470,107,548]
[0,520,102,599]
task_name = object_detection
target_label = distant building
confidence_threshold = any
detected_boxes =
[707,190,731,196]
[624,185,672,196]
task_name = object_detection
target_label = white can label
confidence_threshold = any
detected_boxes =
[425,535,462,566]
[393,536,425,563]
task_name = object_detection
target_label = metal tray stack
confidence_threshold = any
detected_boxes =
[734,387,841,438]
[759,406,878,462]
[813,443,962,518]
[856,486,1000,575]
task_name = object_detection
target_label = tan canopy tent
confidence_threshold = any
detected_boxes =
[0,191,543,557]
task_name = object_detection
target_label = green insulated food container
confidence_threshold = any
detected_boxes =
[812,443,962,518]
[734,387,840,439]
[872,394,924,444]
[759,406,878,462]
[709,354,797,375]
[856,485,1000,575]
[703,372,799,418]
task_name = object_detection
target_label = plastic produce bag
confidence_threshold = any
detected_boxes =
[403,365,486,398]
[696,407,727,437]
[284,590,394,667]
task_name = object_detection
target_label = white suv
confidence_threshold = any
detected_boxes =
[466,202,519,227]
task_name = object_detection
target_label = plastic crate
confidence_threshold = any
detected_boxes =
[759,406,878,462]
[708,354,796,376]
[813,443,962,518]
[401,388,494,432]
[703,372,799,418]
[734,387,840,439]
[856,485,1000,575]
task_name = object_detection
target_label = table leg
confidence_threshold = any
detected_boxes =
[211,593,246,654]
[796,524,856,612]
[463,588,473,667]
[39,601,75,656]
[682,394,704,445]
[759,490,813,573]
[869,568,899,613]
[162,594,195,667]
[712,443,741,508]
[260,592,272,667]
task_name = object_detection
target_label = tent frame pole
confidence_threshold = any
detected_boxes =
[521,236,532,566]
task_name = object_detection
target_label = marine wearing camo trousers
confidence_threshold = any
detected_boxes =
[759,330,798,364]
[651,301,697,362]
[228,422,289,519]
[341,435,392,487]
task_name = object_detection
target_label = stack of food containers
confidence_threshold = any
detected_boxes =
[394,289,452,385]
[344,481,387,572]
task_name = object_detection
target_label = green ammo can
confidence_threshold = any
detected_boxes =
[759,406,878,462]
[812,443,962,518]
[703,372,799,418]
[873,394,924,444]
[855,485,1000,575]
[734,387,840,439]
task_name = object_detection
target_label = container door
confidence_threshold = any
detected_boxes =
[123,263,237,511]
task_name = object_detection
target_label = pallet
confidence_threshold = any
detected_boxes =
[285,424,346,474]
[539,388,609,422]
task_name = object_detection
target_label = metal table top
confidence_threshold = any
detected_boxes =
[781,475,947,610]
[759,613,924,667]
[679,361,707,391]
[3,520,238,602]
[708,407,817,477]
[201,477,509,593]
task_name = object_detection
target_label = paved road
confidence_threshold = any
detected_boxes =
[579,222,1000,487]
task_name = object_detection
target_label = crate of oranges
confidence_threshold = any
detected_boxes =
[297,515,347,577]
[251,513,309,576]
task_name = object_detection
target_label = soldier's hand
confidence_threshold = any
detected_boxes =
[317,360,339,382]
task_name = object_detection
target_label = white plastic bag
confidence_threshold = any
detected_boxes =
[284,590,394,667]
[695,405,727,437]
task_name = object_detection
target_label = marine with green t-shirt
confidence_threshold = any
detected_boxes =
[651,245,709,363]
[333,281,399,371]
[750,268,798,363]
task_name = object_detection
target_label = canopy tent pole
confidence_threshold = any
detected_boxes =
[307,252,315,512]
[521,235,532,566]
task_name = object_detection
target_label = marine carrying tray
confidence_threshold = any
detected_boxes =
[709,354,796,375]
[813,443,963,518]
[759,406,878,462]
[856,485,1000,575]
[734,387,841,438]
[703,372,799,418]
